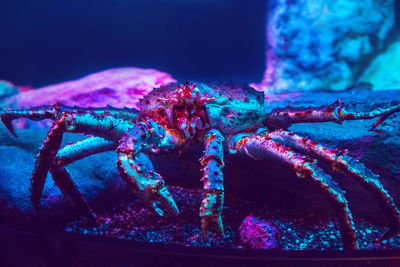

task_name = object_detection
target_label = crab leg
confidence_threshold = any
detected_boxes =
[29,111,132,209]
[199,129,225,240]
[116,120,183,216]
[266,100,400,129]
[55,136,117,167]
[232,133,358,250]
[47,137,118,224]
[268,129,400,242]
[49,165,97,225]
[0,103,139,137]
[31,114,69,209]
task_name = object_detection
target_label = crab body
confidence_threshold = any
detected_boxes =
[1,82,400,250]
[140,83,265,137]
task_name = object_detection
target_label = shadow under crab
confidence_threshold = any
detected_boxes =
[1,82,400,250]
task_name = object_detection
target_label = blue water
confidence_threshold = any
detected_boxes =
[0,0,266,87]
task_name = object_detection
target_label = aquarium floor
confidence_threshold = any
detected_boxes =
[66,185,399,251]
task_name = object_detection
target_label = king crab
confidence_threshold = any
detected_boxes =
[1,82,400,250]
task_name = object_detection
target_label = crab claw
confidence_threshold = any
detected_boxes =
[146,178,179,216]
[200,191,225,240]
[117,152,179,217]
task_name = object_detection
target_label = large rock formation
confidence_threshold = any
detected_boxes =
[256,0,395,92]
[358,39,400,90]
[3,67,176,110]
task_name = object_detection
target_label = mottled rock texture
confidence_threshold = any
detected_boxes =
[358,39,400,90]
[257,0,395,92]
[0,128,127,225]
[239,216,279,249]
[3,67,176,110]
[0,81,19,100]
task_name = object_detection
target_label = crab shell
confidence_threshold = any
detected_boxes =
[139,82,266,134]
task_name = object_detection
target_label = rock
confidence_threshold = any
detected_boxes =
[0,80,19,99]
[1,67,176,130]
[239,216,279,249]
[4,67,176,110]
[0,127,128,225]
[1,75,400,229]
[255,0,395,92]
[358,40,400,90]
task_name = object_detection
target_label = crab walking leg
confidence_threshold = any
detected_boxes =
[49,166,97,225]
[269,129,400,242]
[232,133,358,250]
[0,104,136,140]
[31,114,68,209]
[0,103,139,137]
[266,100,400,129]
[31,111,133,209]
[199,129,225,239]
[46,137,118,224]
[116,120,183,216]
[55,136,117,167]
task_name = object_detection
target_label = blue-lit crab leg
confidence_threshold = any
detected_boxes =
[55,136,117,167]
[117,120,182,216]
[266,100,400,130]
[0,103,139,137]
[29,112,134,209]
[49,166,97,225]
[199,129,225,240]
[31,113,69,209]
[50,137,117,224]
[231,132,358,250]
[269,129,400,242]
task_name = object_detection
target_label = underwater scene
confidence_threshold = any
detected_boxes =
[1,0,400,265]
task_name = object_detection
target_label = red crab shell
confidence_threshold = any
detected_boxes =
[139,82,266,134]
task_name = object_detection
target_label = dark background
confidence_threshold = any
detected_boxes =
[0,0,267,88]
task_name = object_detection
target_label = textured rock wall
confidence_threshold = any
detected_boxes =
[257,0,396,92]
[358,38,400,90]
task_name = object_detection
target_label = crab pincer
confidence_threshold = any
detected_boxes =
[200,191,225,240]
[117,152,179,217]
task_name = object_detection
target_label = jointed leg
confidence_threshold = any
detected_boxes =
[49,136,118,224]
[30,110,131,206]
[28,112,119,221]
[199,129,225,239]
[34,134,118,223]
[116,120,183,216]
[55,136,117,166]
[0,104,136,141]
[232,133,358,250]
[30,113,99,224]
[0,103,139,137]
[49,166,97,225]
[266,100,400,129]
[268,129,400,242]
[117,152,179,216]
[31,113,69,209]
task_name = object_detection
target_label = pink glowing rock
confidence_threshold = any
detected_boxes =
[239,215,279,249]
[6,67,176,110]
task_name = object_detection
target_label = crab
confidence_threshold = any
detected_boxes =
[1,82,400,250]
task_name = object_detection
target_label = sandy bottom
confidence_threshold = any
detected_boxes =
[66,185,400,250]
